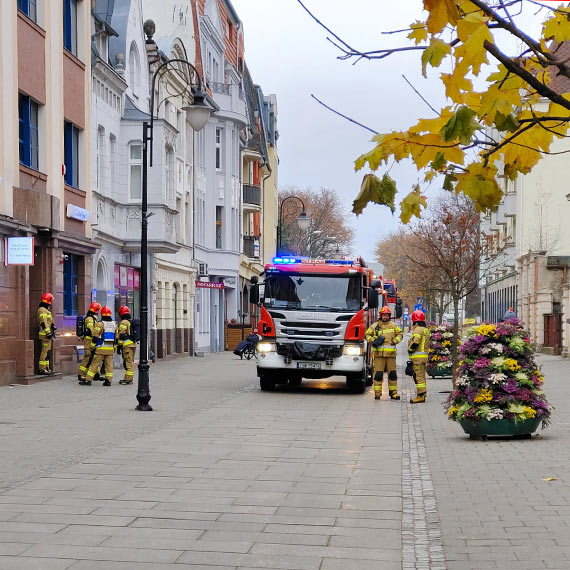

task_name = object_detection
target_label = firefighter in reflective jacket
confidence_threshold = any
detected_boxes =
[365,306,403,400]
[84,306,115,386]
[37,292,56,375]
[78,302,102,384]
[408,310,431,403]
[116,305,136,385]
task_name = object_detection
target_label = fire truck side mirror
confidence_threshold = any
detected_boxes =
[370,279,381,289]
[368,289,379,309]
[249,284,259,304]
[395,304,403,318]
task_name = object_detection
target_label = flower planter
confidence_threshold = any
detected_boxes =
[459,417,541,438]
[427,365,452,378]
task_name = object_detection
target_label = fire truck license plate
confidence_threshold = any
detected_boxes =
[297,362,321,370]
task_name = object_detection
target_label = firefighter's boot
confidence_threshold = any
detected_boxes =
[410,394,426,404]
[373,372,383,400]
[389,392,400,400]
[78,379,91,386]
[102,380,111,386]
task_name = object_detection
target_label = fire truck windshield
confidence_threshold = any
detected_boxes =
[263,273,361,312]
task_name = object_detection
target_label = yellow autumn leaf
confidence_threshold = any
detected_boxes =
[400,185,427,224]
[455,164,502,211]
[454,17,493,76]
[421,39,451,78]
[408,21,428,45]
[441,72,473,104]
[409,108,454,134]
[543,12,570,42]
[424,0,460,34]
[457,11,489,41]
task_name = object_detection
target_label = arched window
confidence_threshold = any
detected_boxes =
[128,42,140,97]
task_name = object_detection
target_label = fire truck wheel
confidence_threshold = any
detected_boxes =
[347,374,366,394]
[288,377,302,387]
[365,365,374,386]
[260,376,276,391]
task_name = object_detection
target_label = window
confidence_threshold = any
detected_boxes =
[63,0,78,55]
[216,206,223,249]
[165,147,174,202]
[109,134,117,195]
[96,126,105,190]
[215,128,223,171]
[129,143,142,200]
[64,121,80,188]
[176,197,182,243]
[63,254,80,316]
[19,94,39,170]
[128,42,140,97]
[18,0,37,22]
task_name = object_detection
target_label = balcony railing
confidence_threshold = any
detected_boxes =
[212,82,230,95]
[243,184,261,206]
[243,235,258,258]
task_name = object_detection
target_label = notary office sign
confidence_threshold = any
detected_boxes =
[66,204,89,222]
[5,236,35,266]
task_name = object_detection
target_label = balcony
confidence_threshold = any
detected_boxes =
[243,235,259,258]
[243,184,261,211]
[210,82,247,127]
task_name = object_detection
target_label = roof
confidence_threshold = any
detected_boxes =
[123,95,150,120]
[265,259,372,275]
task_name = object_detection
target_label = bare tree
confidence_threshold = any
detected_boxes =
[279,187,355,257]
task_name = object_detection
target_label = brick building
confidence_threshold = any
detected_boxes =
[0,1,94,384]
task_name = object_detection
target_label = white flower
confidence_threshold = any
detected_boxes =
[488,343,504,353]
[487,409,504,420]
[456,375,471,387]
[481,346,491,355]
[488,373,507,385]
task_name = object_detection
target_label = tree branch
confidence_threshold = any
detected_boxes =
[310,94,379,134]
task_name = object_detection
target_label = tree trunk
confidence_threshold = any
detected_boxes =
[451,294,460,389]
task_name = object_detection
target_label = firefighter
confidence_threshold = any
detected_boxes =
[116,305,136,385]
[84,306,115,386]
[408,309,431,403]
[78,302,102,384]
[37,292,56,375]
[365,306,403,400]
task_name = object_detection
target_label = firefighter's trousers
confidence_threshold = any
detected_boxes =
[121,346,135,383]
[412,361,427,396]
[38,337,52,372]
[78,339,94,379]
[86,348,114,383]
[372,355,398,397]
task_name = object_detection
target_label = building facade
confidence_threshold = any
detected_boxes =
[193,0,247,353]
[0,0,94,384]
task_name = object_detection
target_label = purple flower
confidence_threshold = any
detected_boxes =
[473,357,491,371]
[464,407,477,418]
[502,378,519,394]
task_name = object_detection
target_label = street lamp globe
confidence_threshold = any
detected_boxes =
[297,210,310,231]
[183,91,212,132]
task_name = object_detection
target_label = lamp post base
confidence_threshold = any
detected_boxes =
[135,403,153,412]
[135,362,153,411]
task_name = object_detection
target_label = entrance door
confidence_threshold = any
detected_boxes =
[544,314,562,354]
[210,289,218,352]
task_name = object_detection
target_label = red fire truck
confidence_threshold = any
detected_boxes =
[250,256,384,392]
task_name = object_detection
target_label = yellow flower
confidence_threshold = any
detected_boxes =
[504,358,520,371]
[474,388,493,403]
[442,340,452,347]
[448,406,458,416]
[477,324,496,336]
[522,407,537,418]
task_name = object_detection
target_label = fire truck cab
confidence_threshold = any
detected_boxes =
[251,257,382,392]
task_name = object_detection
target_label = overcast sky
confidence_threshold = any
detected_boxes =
[230,0,545,261]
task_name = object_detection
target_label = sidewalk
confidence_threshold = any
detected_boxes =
[0,351,567,569]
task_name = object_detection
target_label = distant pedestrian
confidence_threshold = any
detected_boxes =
[37,292,56,375]
[504,307,517,320]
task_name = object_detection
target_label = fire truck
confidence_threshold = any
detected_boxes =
[250,256,387,392]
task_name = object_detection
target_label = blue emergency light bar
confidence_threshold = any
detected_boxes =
[272,257,356,265]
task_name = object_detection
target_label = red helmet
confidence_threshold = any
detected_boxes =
[379,306,391,315]
[411,310,425,322]
[89,302,102,314]
[41,292,54,304]
[101,306,112,317]
[119,305,131,317]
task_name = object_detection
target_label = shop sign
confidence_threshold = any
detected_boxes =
[66,204,89,222]
[196,281,224,289]
[5,236,34,266]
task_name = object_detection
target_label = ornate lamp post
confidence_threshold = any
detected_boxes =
[277,196,310,256]
[136,30,213,412]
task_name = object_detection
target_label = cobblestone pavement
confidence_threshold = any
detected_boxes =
[0,349,568,569]
[418,354,570,570]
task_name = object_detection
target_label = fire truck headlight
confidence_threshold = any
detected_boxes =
[343,344,363,356]
[257,342,276,353]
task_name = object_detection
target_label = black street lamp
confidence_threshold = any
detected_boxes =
[277,196,310,256]
[136,54,212,412]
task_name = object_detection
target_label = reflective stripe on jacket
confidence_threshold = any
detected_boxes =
[37,307,53,338]
[365,320,403,356]
[116,319,134,347]
[408,324,431,362]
